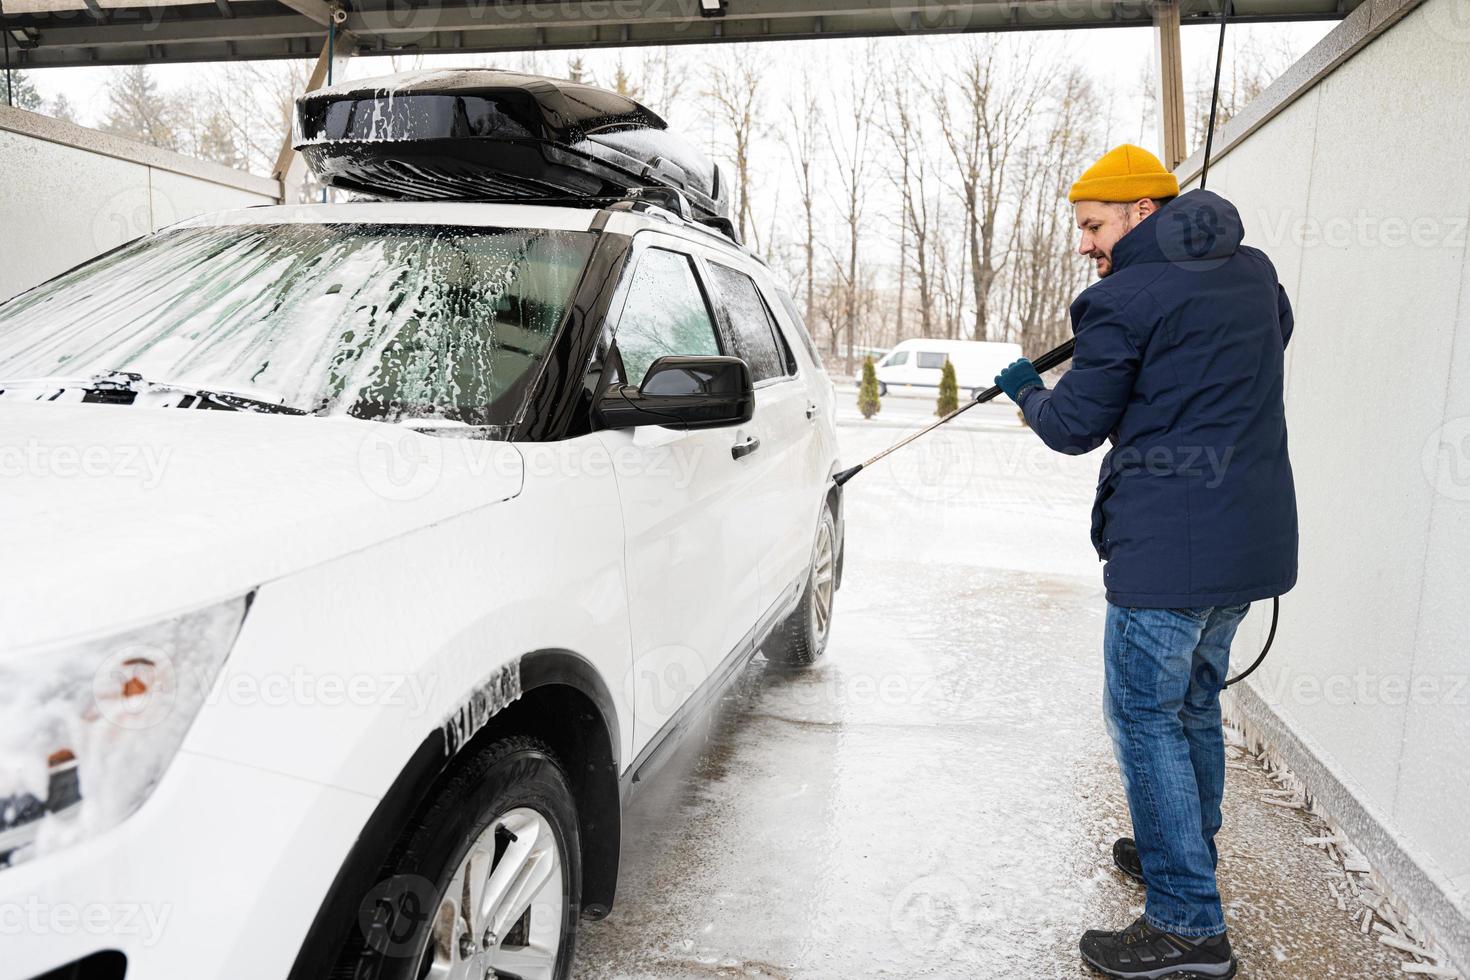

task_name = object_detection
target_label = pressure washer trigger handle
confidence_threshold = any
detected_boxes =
[974,337,1077,406]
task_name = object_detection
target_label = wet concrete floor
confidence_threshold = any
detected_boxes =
[575,394,1406,978]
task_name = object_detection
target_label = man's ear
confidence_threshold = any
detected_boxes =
[1134,198,1159,221]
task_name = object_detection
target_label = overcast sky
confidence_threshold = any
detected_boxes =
[22,20,1332,151]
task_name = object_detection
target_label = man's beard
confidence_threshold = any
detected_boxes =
[1093,212,1138,278]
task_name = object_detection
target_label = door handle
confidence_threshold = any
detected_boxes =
[731,435,761,460]
[805,401,819,420]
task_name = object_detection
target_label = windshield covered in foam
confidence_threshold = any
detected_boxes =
[0,222,595,427]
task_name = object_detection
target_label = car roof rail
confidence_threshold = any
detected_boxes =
[620,185,692,220]
[694,214,741,244]
[620,189,743,246]
[594,189,744,247]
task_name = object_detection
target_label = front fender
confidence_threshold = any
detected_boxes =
[286,648,624,980]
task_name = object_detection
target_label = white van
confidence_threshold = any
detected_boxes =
[872,338,1025,400]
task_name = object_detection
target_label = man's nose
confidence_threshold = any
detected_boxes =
[1078,235,1093,256]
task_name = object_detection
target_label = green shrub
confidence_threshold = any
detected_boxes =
[936,359,959,416]
[858,356,881,419]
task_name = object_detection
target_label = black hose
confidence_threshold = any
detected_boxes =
[1200,0,1233,191]
[3,16,12,109]
[1196,0,1280,689]
[1224,596,1278,688]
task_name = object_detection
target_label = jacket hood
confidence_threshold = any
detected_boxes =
[0,402,524,651]
[1110,189,1244,273]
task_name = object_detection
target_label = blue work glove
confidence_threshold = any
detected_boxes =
[994,358,1044,403]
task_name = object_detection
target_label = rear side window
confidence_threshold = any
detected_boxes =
[707,262,788,384]
[916,352,947,370]
[614,248,721,386]
[774,287,824,370]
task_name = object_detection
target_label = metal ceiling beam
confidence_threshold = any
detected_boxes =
[27,12,316,47]
[272,0,333,28]
[4,0,1361,68]
[333,0,1295,38]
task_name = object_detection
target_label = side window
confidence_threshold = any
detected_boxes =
[774,287,824,370]
[614,248,721,386]
[888,351,909,366]
[707,262,787,384]
[916,352,946,370]
[771,314,798,376]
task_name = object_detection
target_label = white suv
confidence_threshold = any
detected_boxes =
[0,195,843,979]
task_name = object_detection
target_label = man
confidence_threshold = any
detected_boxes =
[995,144,1297,979]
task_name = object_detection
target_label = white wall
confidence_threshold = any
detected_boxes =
[0,107,279,301]
[1179,0,1470,965]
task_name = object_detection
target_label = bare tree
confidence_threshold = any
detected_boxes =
[1006,66,1100,353]
[877,59,940,340]
[610,58,640,98]
[825,53,877,375]
[507,50,548,76]
[930,38,1048,342]
[629,48,686,111]
[932,208,967,342]
[704,49,768,247]
[176,98,246,171]
[566,55,592,84]
[207,60,314,177]
[1186,33,1301,153]
[783,71,823,338]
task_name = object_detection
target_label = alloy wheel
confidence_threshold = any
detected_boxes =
[810,514,836,644]
[425,807,565,980]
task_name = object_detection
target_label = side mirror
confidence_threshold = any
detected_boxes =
[597,355,754,430]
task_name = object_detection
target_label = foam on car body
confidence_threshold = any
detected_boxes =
[441,659,523,757]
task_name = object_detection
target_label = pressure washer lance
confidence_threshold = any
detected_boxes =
[831,335,1077,489]
[830,347,1277,687]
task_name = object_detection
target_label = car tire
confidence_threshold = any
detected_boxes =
[762,503,838,668]
[878,382,888,396]
[341,736,582,980]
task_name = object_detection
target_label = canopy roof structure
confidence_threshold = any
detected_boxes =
[4,0,1360,69]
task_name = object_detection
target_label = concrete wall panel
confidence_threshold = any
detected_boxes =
[148,169,279,233]
[1396,214,1470,886]
[0,129,153,296]
[1269,11,1468,814]
[0,108,278,301]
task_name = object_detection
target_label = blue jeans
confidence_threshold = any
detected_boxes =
[1103,602,1250,938]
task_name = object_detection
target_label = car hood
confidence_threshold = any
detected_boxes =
[0,403,524,651]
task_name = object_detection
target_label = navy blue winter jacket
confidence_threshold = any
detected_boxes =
[1018,190,1298,608]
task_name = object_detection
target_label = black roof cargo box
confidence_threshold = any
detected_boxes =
[295,69,730,223]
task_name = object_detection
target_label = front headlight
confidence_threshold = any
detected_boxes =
[0,595,251,869]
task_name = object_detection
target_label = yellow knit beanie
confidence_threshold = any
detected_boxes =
[1068,144,1180,204]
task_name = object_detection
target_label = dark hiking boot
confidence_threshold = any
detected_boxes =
[1080,915,1237,978]
[1113,837,1146,885]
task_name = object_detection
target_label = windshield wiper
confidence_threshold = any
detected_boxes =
[0,371,310,415]
[185,387,310,415]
